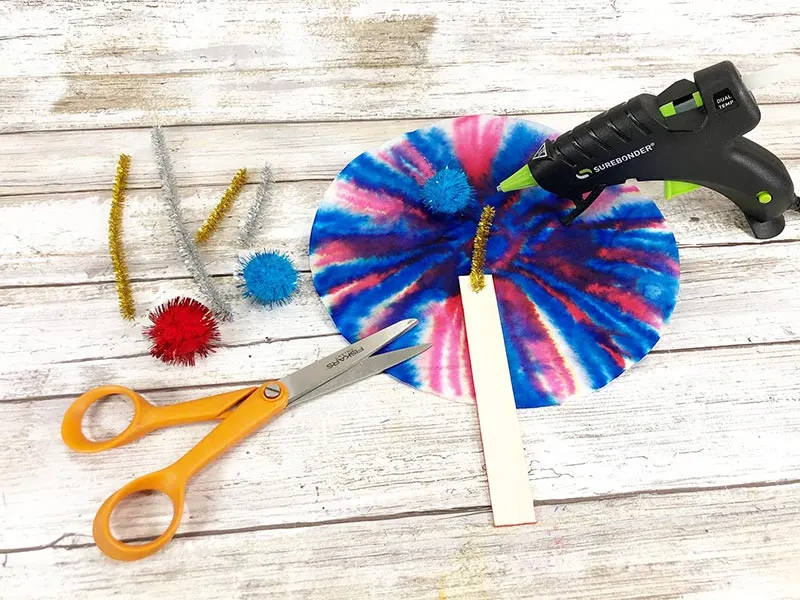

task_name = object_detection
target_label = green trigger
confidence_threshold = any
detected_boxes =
[664,180,700,199]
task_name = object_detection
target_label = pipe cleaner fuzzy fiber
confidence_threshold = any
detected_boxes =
[238,162,274,248]
[469,205,495,292]
[309,115,681,409]
[238,251,299,307]
[151,126,233,321]
[196,168,248,243]
[108,153,135,320]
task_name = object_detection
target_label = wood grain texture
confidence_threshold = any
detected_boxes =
[1,1,799,131]
[3,341,800,551]
[2,175,799,289]
[2,0,800,597]
[3,242,799,396]
[2,105,799,197]
[3,485,800,599]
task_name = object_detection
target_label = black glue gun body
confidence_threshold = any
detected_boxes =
[521,61,799,239]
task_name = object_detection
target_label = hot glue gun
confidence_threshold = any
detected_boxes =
[498,60,799,239]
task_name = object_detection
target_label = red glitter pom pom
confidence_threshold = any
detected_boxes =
[144,297,220,366]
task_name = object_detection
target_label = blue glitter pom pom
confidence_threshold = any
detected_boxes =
[238,250,299,307]
[421,166,475,215]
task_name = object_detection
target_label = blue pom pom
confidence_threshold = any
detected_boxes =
[421,166,475,215]
[238,250,299,307]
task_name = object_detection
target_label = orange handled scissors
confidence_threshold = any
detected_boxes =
[61,319,429,561]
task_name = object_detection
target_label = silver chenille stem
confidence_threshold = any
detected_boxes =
[238,161,274,248]
[151,126,233,320]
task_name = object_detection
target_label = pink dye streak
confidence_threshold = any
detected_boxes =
[447,296,473,397]
[517,268,630,375]
[312,240,358,268]
[359,278,426,340]
[426,305,447,394]
[598,246,680,277]
[496,277,576,398]
[336,180,431,227]
[492,235,526,272]
[421,296,465,396]
[336,180,406,218]
[452,115,505,189]
[397,141,436,184]
[445,296,469,397]
[412,321,439,395]
[585,282,660,327]
[583,188,623,216]
[519,263,599,329]
[597,339,626,370]
[325,272,389,305]
[377,143,435,186]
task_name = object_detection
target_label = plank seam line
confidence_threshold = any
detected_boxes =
[0,269,314,291]
[1,99,798,136]
[3,477,799,556]
[3,236,800,291]
[2,337,799,405]
[650,337,800,355]
[5,172,800,200]
[0,178,334,200]
[49,332,341,365]
[679,238,800,249]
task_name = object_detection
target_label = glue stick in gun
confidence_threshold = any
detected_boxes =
[498,61,800,239]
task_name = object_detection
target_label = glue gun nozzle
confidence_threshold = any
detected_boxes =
[497,164,539,193]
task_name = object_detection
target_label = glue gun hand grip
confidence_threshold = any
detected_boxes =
[697,137,796,226]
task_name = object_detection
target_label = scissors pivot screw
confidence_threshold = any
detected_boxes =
[264,383,282,399]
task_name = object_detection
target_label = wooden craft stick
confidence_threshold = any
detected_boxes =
[459,274,536,526]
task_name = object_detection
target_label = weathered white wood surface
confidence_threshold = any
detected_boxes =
[3,484,800,600]
[1,0,800,598]
[2,105,799,197]
[1,1,799,131]
[4,241,800,392]
[4,339,800,553]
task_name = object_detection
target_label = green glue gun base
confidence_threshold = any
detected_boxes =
[499,61,799,239]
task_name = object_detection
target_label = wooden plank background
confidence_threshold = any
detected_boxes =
[1,1,799,598]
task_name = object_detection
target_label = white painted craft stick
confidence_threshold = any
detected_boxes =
[459,274,536,526]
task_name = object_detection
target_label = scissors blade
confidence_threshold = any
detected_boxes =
[279,318,419,402]
[294,343,431,405]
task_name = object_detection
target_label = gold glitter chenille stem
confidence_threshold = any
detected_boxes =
[108,153,135,320]
[469,205,496,292]
[196,168,248,243]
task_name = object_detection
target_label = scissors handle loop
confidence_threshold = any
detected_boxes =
[61,385,156,453]
[61,385,259,453]
[93,467,186,562]
[92,381,289,561]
